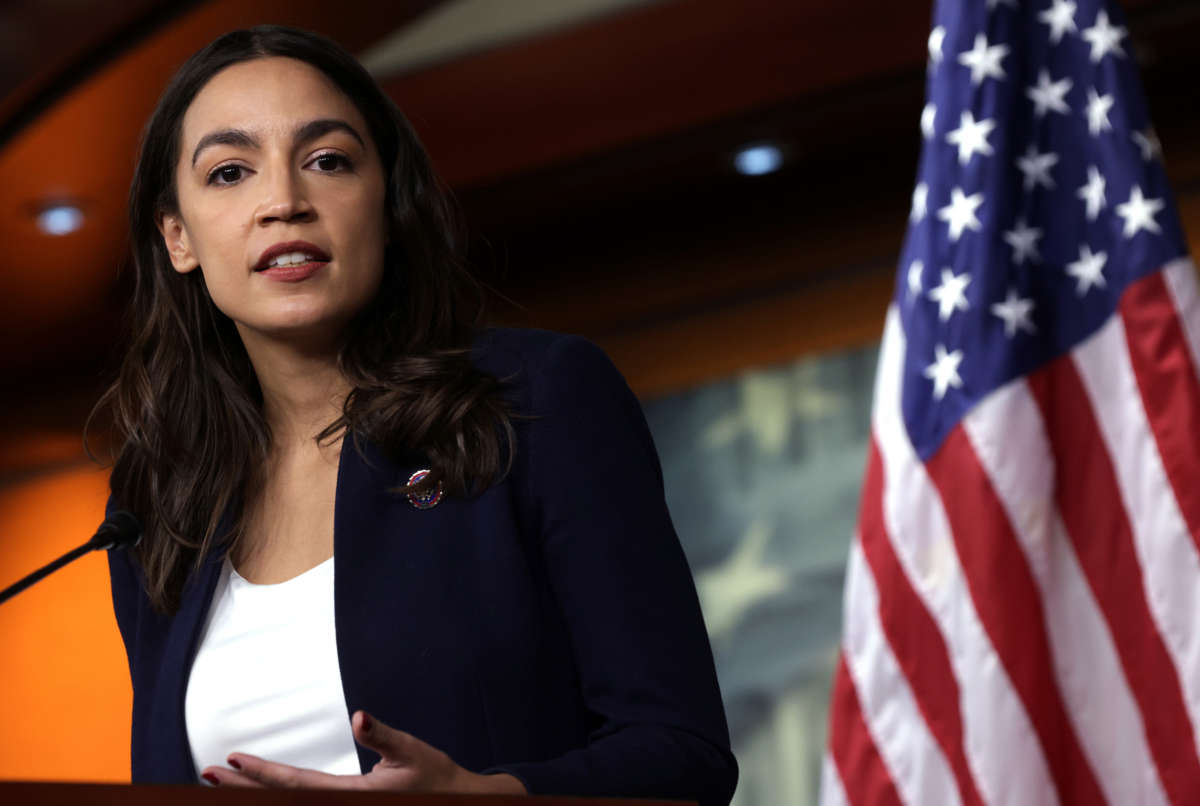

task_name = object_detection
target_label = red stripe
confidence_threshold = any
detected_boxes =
[925,425,1106,805]
[1028,356,1200,805]
[857,440,986,806]
[1120,270,1200,554]
[828,651,905,806]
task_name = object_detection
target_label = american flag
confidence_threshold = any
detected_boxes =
[821,1,1200,805]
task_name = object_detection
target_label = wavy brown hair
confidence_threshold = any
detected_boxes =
[88,24,514,614]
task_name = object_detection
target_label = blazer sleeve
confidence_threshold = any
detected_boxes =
[488,334,738,806]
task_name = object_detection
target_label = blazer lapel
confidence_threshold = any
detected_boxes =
[150,515,230,781]
[332,430,403,773]
[331,430,499,774]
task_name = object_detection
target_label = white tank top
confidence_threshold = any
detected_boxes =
[184,554,361,780]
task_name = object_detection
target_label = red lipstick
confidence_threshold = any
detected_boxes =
[253,240,331,281]
[258,261,326,282]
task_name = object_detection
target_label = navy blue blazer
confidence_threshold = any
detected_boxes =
[106,327,736,805]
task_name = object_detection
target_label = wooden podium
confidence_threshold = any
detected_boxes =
[0,782,696,804]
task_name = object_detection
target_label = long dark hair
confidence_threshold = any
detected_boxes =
[89,24,514,614]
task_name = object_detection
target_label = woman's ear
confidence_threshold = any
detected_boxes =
[157,211,200,274]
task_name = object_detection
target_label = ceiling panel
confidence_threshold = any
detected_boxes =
[382,0,929,189]
[360,0,664,76]
[0,0,184,140]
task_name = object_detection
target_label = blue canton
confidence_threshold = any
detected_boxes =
[898,0,1188,459]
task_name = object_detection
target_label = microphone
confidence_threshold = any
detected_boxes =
[87,510,143,551]
[0,510,142,606]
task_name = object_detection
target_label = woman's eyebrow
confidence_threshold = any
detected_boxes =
[294,118,365,151]
[190,118,366,168]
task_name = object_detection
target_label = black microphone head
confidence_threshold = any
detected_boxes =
[93,510,142,551]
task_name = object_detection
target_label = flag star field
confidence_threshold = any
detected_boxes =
[898,0,1185,459]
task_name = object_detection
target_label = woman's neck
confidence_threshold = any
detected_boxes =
[238,327,351,455]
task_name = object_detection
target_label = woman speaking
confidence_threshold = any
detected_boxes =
[95,23,736,805]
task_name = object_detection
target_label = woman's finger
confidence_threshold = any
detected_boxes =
[352,711,422,763]
[200,765,265,788]
[223,753,367,789]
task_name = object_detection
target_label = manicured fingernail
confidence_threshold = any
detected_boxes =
[202,772,220,785]
[360,712,372,732]
[227,757,242,770]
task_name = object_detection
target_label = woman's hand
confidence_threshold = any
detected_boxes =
[200,710,527,794]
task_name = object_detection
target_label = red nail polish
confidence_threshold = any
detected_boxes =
[202,772,220,786]
[360,712,372,731]
[227,758,242,770]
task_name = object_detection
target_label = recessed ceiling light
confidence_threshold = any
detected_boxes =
[734,144,783,176]
[37,204,84,236]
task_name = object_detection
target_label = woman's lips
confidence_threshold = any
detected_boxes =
[256,260,328,282]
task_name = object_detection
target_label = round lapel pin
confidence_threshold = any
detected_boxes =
[405,469,444,510]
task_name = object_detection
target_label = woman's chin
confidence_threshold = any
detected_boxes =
[234,312,354,353]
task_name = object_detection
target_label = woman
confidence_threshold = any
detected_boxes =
[96,23,736,803]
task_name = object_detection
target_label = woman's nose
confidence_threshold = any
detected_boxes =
[255,165,314,224]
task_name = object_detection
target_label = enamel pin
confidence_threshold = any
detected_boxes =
[405,468,444,510]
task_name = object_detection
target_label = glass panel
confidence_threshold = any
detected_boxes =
[642,342,879,806]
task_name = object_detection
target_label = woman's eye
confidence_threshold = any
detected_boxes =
[205,154,349,185]
[207,165,243,185]
[312,153,351,172]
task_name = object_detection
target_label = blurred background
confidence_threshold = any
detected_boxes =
[2,0,1199,803]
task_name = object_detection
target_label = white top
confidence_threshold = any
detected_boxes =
[184,554,361,780]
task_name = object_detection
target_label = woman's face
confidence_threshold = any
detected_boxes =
[159,56,388,348]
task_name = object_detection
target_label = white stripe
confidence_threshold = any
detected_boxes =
[842,539,963,806]
[963,380,1169,806]
[1160,258,1200,379]
[1072,313,1200,757]
[819,752,850,806]
[872,307,1057,806]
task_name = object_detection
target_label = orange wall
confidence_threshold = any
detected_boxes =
[0,464,129,782]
